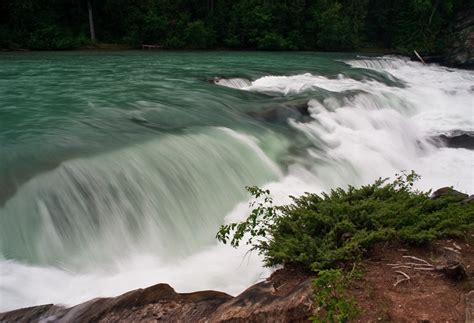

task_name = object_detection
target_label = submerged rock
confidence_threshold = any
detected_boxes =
[246,100,312,124]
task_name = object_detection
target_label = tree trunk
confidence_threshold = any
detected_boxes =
[87,0,96,42]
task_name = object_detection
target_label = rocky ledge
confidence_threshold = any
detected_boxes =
[0,266,314,323]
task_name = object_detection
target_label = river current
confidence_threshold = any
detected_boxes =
[0,51,473,311]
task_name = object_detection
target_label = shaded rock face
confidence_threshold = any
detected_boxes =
[444,10,474,69]
[0,275,314,322]
[438,133,474,150]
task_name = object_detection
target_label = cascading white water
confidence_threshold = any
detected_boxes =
[1,56,473,313]
[0,128,281,310]
[218,57,474,191]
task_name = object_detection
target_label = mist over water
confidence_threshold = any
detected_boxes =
[0,52,473,311]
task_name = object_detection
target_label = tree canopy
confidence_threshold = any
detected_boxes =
[1,0,471,53]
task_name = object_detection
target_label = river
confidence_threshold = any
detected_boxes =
[0,51,472,311]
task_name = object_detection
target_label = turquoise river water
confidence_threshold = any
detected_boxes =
[0,51,473,311]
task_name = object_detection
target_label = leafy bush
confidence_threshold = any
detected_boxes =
[217,172,474,271]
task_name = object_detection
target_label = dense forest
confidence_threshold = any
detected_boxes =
[1,0,472,54]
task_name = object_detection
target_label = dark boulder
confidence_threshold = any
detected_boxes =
[438,133,474,150]
[431,132,474,150]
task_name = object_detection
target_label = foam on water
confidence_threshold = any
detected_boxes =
[243,57,474,191]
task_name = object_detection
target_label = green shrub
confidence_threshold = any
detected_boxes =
[217,171,474,271]
[311,269,359,323]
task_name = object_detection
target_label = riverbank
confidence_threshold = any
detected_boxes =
[2,237,473,322]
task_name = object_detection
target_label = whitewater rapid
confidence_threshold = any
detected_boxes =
[217,56,474,191]
[1,56,473,312]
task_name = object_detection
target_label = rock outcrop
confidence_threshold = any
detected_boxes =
[433,132,474,150]
[0,270,313,323]
[443,10,474,69]
[430,186,469,200]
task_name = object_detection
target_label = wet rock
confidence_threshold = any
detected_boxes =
[434,133,474,150]
[284,101,311,118]
[246,101,312,124]
[0,277,313,322]
[430,187,468,200]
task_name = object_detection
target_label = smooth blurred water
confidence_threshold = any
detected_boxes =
[0,51,473,311]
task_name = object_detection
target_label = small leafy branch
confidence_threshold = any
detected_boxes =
[216,186,278,253]
[393,170,421,191]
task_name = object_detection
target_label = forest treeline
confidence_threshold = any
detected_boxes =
[1,0,472,53]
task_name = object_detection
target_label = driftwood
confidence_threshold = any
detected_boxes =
[394,271,411,286]
[388,255,468,285]
[414,50,426,64]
